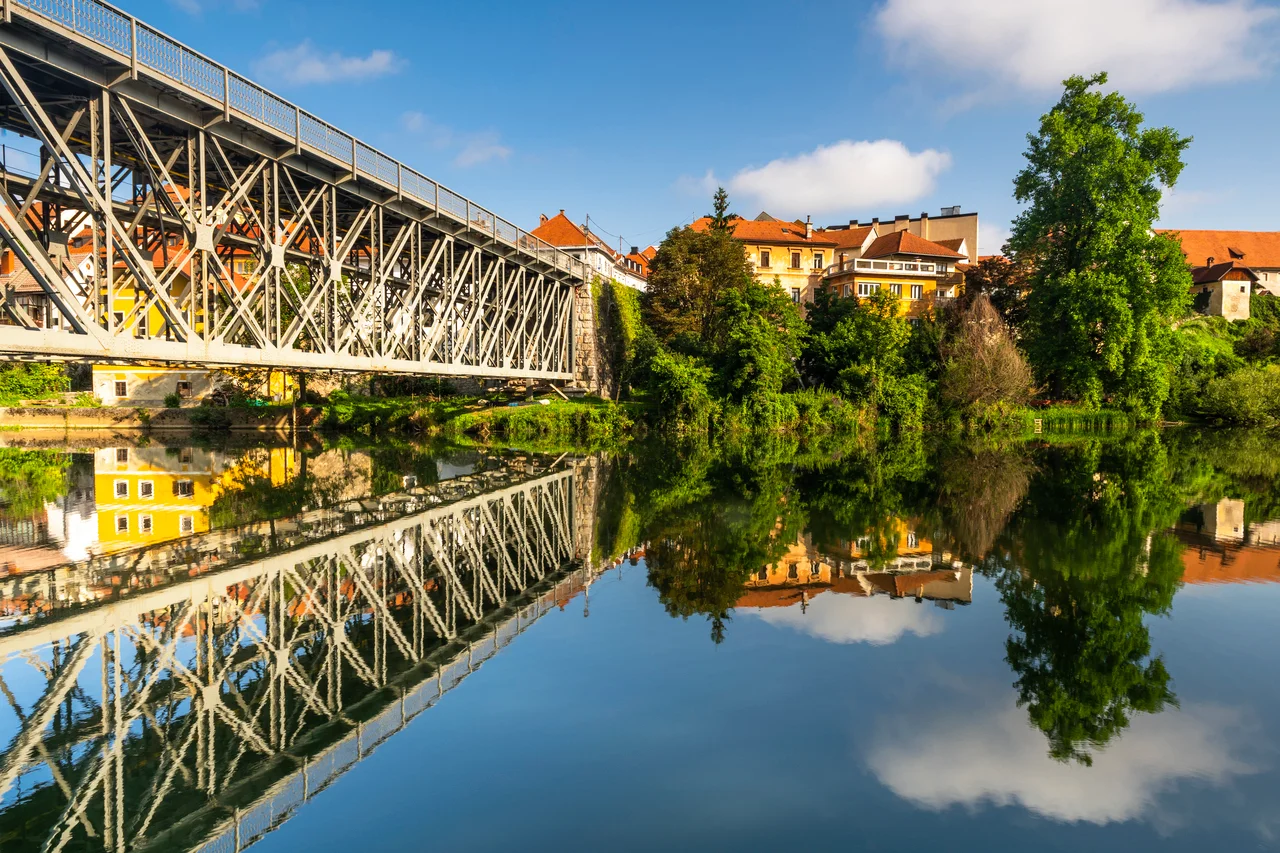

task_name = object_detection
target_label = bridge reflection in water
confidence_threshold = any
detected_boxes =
[0,458,594,853]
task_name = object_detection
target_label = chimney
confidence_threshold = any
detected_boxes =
[1207,256,1215,267]
[849,220,856,227]
[871,217,880,226]
[539,213,548,225]
[920,211,929,238]
[630,246,639,256]
[805,216,813,239]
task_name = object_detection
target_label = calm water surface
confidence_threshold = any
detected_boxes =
[0,431,1277,851]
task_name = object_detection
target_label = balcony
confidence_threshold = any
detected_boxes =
[824,258,941,277]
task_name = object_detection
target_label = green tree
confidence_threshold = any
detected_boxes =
[0,449,69,519]
[801,288,924,427]
[643,214,754,354]
[986,434,1185,764]
[711,277,805,414]
[708,186,732,233]
[1010,73,1192,419]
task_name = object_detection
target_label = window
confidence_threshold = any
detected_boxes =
[788,565,799,580]
[907,532,919,549]
[1241,284,1248,293]
[175,480,195,498]
[112,311,124,328]
[757,568,769,581]
[813,252,824,270]
[910,284,924,300]
[116,448,129,464]
[139,480,154,499]
[791,288,801,304]
[176,380,191,397]
[889,282,902,296]
[759,249,771,268]
[115,515,128,533]
[233,258,258,277]
[136,312,147,338]
[858,281,879,297]
[790,251,801,269]
[179,448,193,464]
[114,380,127,398]
[179,515,194,535]
[139,515,153,534]
[114,480,128,499]
[842,284,851,298]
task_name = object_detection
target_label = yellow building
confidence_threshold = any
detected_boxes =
[692,214,839,305]
[92,445,299,554]
[822,231,965,320]
[94,446,220,553]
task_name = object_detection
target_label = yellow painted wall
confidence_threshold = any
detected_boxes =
[94,446,217,553]
[827,272,950,318]
[745,243,829,304]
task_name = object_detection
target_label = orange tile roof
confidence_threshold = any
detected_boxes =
[623,250,650,278]
[863,230,966,260]
[1157,229,1280,268]
[818,225,877,250]
[691,216,838,247]
[531,211,591,248]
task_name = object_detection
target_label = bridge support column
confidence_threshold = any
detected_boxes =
[571,279,617,399]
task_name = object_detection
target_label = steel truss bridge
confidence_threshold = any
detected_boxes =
[0,0,586,380]
[0,459,595,853]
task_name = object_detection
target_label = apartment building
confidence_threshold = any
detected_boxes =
[690,213,838,304]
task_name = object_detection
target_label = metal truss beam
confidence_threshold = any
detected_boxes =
[0,4,582,379]
[0,465,586,852]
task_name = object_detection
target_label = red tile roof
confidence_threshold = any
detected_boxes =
[863,230,966,260]
[691,216,838,247]
[1157,229,1280,269]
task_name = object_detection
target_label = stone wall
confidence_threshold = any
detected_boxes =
[572,280,621,399]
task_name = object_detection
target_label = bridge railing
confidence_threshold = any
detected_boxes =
[7,0,592,284]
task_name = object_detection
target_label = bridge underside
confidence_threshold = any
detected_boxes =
[0,5,580,379]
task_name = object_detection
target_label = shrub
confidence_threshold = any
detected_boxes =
[641,341,716,433]
[1201,366,1280,426]
[940,293,1034,416]
[163,392,182,409]
[0,363,68,405]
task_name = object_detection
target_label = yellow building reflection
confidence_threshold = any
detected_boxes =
[740,524,972,611]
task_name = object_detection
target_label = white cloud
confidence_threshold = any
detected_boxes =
[867,700,1261,824]
[454,132,512,168]
[747,592,945,646]
[674,169,718,198]
[253,41,403,87]
[724,140,951,217]
[400,112,511,169]
[876,0,1279,95]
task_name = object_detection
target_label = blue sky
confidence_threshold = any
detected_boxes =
[123,0,1280,256]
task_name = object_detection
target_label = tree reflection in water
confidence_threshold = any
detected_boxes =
[619,428,1280,765]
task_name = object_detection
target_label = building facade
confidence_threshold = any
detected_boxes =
[821,231,966,319]
[1159,229,1280,297]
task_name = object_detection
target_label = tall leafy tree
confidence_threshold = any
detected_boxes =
[642,222,754,354]
[1010,73,1192,419]
[711,277,805,410]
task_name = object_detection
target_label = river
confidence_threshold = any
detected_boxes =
[0,430,1277,852]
